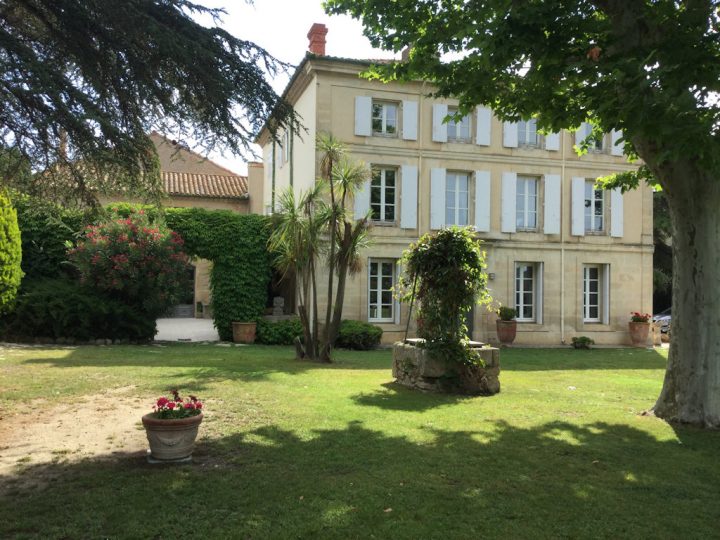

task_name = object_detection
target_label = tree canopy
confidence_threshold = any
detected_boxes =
[327,0,720,427]
[0,0,296,204]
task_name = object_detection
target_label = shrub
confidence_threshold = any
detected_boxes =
[1,279,156,342]
[497,306,517,321]
[256,317,303,345]
[0,190,23,314]
[571,336,595,349]
[335,320,383,350]
[13,192,89,279]
[68,211,190,318]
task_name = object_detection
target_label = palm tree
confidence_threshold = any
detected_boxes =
[268,132,370,362]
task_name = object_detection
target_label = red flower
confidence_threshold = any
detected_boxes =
[195,402,203,410]
[157,397,169,407]
[167,402,176,410]
[184,402,194,409]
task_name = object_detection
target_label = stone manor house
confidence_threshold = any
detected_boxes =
[254,24,653,346]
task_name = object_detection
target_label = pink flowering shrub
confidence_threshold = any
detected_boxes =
[68,210,190,317]
[152,389,203,419]
[630,312,652,323]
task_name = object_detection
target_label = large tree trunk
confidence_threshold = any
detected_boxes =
[652,167,720,428]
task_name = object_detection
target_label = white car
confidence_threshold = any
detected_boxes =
[653,307,671,334]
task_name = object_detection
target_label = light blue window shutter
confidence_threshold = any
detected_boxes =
[501,172,517,233]
[430,168,446,229]
[475,107,492,146]
[402,101,418,141]
[571,177,586,236]
[610,188,624,238]
[354,96,372,136]
[432,104,448,142]
[354,179,371,219]
[611,129,624,156]
[536,262,544,325]
[543,174,561,234]
[474,170,491,232]
[400,165,418,229]
[602,264,611,325]
[503,122,518,148]
[575,122,591,147]
[545,132,560,151]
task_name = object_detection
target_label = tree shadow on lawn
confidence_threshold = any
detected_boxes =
[18,344,394,385]
[499,347,668,371]
[352,382,483,412]
[2,419,718,538]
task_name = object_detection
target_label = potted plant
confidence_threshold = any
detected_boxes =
[496,306,518,345]
[232,320,257,344]
[142,390,203,463]
[628,311,652,346]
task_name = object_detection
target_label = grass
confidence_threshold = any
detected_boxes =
[1,344,719,539]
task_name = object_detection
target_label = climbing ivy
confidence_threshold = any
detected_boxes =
[164,208,271,341]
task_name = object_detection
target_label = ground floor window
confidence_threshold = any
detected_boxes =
[515,262,543,323]
[368,259,396,323]
[583,264,608,323]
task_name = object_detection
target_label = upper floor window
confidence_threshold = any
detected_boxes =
[447,107,471,142]
[370,167,396,223]
[445,172,469,226]
[584,181,604,232]
[372,101,397,136]
[518,119,539,147]
[516,175,538,230]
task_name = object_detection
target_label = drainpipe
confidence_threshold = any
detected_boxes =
[560,130,566,345]
[271,140,276,211]
[289,129,294,188]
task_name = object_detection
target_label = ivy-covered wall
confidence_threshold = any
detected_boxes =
[164,208,271,341]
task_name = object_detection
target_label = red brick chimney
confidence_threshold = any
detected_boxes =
[307,23,328,56]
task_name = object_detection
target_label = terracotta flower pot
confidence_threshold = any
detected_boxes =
[142,413,203,462]
[232,321,256,344]
[628,321,650,347]
[496,320,517,344]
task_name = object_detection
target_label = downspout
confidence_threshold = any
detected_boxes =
[560,130,566,345]
[290,129,294,187]
[271,140,277,211]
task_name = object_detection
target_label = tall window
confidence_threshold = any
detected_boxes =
[447,107,471,142]
[515,263,536,322]
[282,131,289,163]
[372,101,397,136]
[370,167,396,222]
[518,119,538,147]
[445,172,469,226]
[584,181,604,232]
[368,259,395,322]
[583,265,601,322]
[516,176,538,230]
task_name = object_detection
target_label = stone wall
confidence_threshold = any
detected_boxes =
[392,341,500,395]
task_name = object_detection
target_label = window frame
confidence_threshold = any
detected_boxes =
[583,265,602,323]
[515,262,537,323]
[516,175,539,231]
[371,100,399,137]
[584,181,605,233]
[368,258,396,323]
[370,166,397,224]
[518,119,540,148]
[446,106,472,143]
[445,171,470,226]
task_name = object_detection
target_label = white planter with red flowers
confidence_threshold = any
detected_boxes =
[142,390,204,463]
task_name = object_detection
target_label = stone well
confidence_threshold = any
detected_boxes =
[392,339,500,395]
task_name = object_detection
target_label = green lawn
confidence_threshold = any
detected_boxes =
[1,344,719,539]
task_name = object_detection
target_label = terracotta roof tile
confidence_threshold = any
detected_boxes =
[162,171,248,199]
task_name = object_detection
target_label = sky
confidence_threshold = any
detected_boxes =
[192,0,397,175]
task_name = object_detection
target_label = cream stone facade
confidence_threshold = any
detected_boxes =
[257,48,653,346]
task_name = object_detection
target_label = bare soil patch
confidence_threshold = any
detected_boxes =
[0,387,154,490]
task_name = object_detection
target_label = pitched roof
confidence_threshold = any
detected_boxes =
[162,171,248,199]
